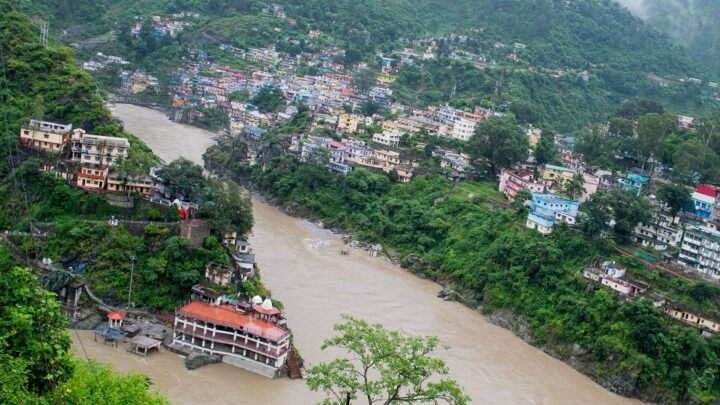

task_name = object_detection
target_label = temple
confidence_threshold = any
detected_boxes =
[171,286,291,378]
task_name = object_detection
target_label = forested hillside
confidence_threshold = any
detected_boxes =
[617,0,720,77]
[18,0,720,132]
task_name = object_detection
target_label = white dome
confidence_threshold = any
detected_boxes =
[251,295,263,305]
[261,298,273,310]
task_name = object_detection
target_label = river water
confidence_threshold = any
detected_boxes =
[77,103,639,404]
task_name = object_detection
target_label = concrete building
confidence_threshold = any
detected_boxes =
[498,168,545,202]
[106,173,153,197]
[336,113,360,133]
[678,224,720,280]
[173,297,291,378]
[372,130,401,148]
[525,192,580,235]
[19,120,73,153]
[540,164,574,188]
[450,118,476,141]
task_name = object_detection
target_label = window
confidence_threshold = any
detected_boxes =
[44,134,49,139]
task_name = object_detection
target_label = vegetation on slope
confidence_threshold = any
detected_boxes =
[18,0,720,131]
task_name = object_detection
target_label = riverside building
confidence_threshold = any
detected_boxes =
[172,289,291,378]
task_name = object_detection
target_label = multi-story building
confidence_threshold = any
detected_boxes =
[70,130,130,190]
[525,192,580,235]
[106,173,154,197]
[172,294,291,378]
[19,120,73,153]
[634,202,683,251]
[336,113,360,134]
[678,224,720,280]
[692,186,717,220]
[70,129,130,167]
[540,164,574,188]
[498,168,545,202]
[372,130,401,148]
[450,118,476,141]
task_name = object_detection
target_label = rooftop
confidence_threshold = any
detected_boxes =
[178,301,288,342]
[544,164,573,172]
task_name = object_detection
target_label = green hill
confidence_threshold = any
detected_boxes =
[18,0,720,131]
[618,0,720,78]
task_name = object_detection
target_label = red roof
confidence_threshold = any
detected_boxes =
[696,185,718,198]
[107,312,125,320]
[178,301,287,342]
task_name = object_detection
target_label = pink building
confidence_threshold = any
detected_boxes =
[498,168,545,202]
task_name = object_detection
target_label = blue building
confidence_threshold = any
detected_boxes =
[620,173,649,193]
[525,192,580,235]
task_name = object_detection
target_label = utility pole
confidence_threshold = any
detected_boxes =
[127,255,136,308]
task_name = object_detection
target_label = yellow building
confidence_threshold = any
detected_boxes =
[19,120,73,153]
[336,113,360,133]
[540,164,574,186]
[378,72,396,84]
[107,173,153,197]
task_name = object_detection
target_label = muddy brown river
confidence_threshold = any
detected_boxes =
[73,104,639,404]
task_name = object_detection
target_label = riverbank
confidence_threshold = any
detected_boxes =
[106,104,640,404]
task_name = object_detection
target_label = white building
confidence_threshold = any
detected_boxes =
[678,224,720,280]
[372,130,401,148]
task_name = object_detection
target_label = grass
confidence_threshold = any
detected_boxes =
[452,180,507,205]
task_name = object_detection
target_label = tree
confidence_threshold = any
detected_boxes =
[113,146,157,198]
[251,86,286,113]
[50,360,168,404]
[0,266,73,395]
[672,139,720,184]
[468,117,528,174]
[513,188,533,211]
[306,316,469,405]
[157,158,206,201]
[578,192,613,238]
[352,68,378,94]
[636,113,676,169]
[574,126,612,167]
[201,180,254,239]
[228,90,250,102]
[563,174,585,200]
[608,189,653,243]
[608,117,634,139]
[534,132,559,165]
[656,183,692,221]
[305,146,331,167]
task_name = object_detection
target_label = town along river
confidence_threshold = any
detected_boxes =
[75,103,641,404]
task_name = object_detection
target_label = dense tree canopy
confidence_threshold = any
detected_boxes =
[306,315,469,405]
[468,117,528,174]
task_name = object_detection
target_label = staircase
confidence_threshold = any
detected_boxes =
[287,348,303,379]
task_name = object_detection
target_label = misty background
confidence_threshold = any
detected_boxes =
[615,0,720,77]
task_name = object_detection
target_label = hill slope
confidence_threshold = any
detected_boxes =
[18,0,720,131]
[617,0,720,77]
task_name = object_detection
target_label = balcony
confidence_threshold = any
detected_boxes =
[176,324,288,358]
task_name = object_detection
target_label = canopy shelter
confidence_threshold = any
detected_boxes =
[128,335,161,356]
[94,325,128,348]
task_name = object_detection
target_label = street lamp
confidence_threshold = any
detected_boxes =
[128,255,136,308]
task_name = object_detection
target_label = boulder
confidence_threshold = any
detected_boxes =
[185,351,221,370]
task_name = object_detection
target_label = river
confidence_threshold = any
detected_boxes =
[77,103,639,404]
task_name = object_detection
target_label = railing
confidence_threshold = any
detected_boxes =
[175,324,288,357]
